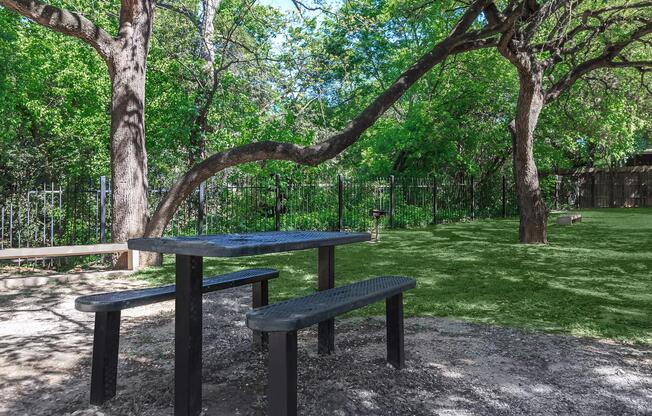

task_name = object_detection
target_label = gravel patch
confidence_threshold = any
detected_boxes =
[0,277,650,415]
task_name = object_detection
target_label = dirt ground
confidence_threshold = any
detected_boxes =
[0,275,650,416]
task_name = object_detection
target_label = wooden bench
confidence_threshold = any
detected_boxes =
[75,268,279,405]
[557,214,582,225]
[246,275,416,416]
[0,243,140,270]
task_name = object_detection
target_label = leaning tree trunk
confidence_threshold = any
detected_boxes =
[108,6,154,268]
[511,71,548,244]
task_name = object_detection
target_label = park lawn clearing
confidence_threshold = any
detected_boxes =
[136,208,652,344]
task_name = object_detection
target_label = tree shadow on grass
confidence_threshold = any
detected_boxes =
[135,209,652,343]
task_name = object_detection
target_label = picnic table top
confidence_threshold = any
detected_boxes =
[128,231,371,257]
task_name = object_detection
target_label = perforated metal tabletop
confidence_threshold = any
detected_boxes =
[128,231,371,257]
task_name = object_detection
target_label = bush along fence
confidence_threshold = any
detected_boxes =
[0,174,519,251]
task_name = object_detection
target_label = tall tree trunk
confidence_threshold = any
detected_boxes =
[109,0,154,267]
[200,0,220,64]
[511,71,548,244]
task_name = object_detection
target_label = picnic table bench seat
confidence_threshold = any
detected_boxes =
[75,267,279,405]
[75,268,279,312]
[246,275,416,416]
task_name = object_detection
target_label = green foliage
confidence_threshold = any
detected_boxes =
[279,0,650,180]
[0,0,650,193]
[0,9,110,191]
[536,71,652,171]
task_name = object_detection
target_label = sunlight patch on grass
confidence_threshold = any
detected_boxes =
[135,209,652,344]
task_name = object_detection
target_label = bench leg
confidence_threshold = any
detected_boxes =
[268,331,297,416]
[90,311,121,405]
[252,280,269,349]
[386,294,405,369]
[318,246,335,355]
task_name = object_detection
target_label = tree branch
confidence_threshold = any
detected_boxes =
[586,1,652,16]
[605,60,652,69]
[545,22,652,103]
[144,0,499,237]
[0,0,115,62]
[156,1,199,28]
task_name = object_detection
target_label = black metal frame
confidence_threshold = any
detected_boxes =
[252,280,269,348]
[172,257,272,415]
[90,310,121,404]
[175,254,203,416]
[266,290,407,416]
[317,245,335,354]
[268,331,298,416]
[386,293,405,369]
[83,267,276,409]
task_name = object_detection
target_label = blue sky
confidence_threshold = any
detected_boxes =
[258,0,297,11]
[258,0,338,12]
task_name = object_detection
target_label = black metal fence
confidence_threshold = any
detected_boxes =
[0,174,519,250]
[0,179,110,250]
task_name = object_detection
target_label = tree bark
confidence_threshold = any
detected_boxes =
[199,0,220,64]
[109,0,154,267]
[0,0,157,266]
[511,71,548,244]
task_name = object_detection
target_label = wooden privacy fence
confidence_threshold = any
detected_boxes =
[550,166,651,209]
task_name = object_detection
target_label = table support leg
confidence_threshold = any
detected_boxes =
[269,331,297,416]
[175,255,203,416]
[318,246,335,354]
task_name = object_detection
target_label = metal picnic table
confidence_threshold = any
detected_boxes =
[128,230,371,416]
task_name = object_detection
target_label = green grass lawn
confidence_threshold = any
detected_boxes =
[136,209,652,344]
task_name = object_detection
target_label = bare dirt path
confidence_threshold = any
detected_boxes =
[1,276,650,416]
